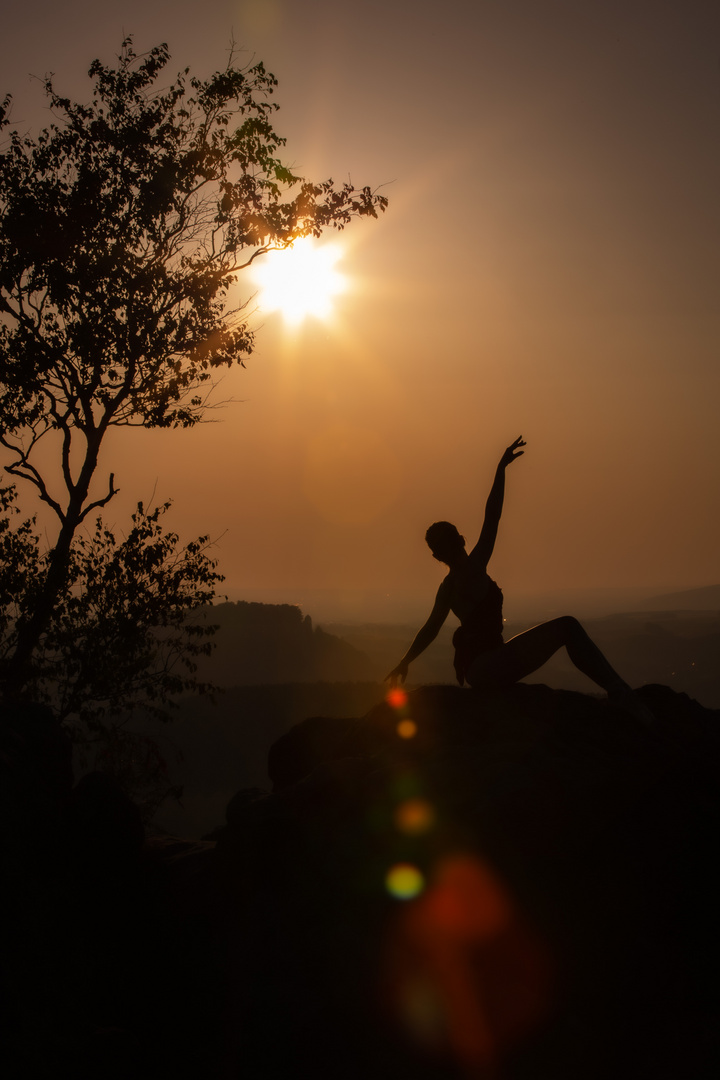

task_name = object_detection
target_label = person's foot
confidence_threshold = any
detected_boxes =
[608,687,655,728]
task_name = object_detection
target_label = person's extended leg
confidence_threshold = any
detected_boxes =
[466,616,629,694]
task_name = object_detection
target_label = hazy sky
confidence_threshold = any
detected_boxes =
[2,0,719,616]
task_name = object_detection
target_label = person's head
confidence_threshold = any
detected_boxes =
[425,521,466,564]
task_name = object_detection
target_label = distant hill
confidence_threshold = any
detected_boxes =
[642,583,720,611]
[191,601,373,686]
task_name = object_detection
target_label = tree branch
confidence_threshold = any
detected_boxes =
[3,458,65,521]
[78,473,118,522]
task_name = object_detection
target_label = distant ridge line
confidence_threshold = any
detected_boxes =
[643,583,720,611]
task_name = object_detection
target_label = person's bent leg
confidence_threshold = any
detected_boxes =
[467,616,654,725]
[467,616,629,694]
[553,616,629,694]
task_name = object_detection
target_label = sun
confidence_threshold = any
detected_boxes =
[251,238,347,324]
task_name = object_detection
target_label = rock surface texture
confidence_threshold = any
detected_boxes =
[2,683,719,1079]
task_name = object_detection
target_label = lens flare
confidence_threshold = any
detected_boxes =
[396,977,445,1047]
[397,719,418,739]
[303,424,402,526]
[386,863,425,900]
[395,798,435,835]
[383,854,553,1070]
[387,688,409,709]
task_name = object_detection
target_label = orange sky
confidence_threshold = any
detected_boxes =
[2,0,719,619]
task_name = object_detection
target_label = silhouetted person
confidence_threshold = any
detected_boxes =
[386,437,653,724]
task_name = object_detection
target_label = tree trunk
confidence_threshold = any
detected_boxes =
[3,443,101,700]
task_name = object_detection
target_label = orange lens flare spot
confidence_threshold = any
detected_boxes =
[422,856,512,938]
[396,719,418,739]
[395,798,435,835]
[386,863,425,900]
[386,687,408,709]
[384,854,553,1070]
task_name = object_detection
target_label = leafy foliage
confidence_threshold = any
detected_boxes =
[0,486,221,730]
[0,39,386,703]
[0,39,386,443]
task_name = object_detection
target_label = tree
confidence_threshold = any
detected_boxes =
[0,485,222,724]
[0,39,387,709]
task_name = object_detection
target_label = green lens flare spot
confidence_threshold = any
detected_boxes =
[386,862,425,900]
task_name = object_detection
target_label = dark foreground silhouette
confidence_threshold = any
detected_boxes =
[2,684,719,1079]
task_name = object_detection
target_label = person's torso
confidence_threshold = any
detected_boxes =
[443,562,499,625]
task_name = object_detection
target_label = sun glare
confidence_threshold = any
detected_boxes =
[252,239,346,324]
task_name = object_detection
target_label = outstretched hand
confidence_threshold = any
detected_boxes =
[385,661,408,687]
[499,436,526,469]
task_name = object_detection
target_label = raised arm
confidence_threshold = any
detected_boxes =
[470,436,526,568]
[385,583,451,686]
